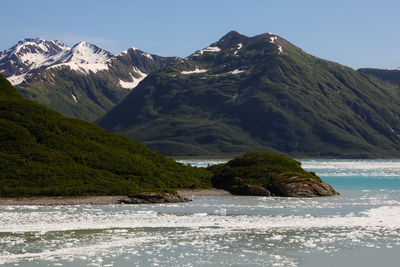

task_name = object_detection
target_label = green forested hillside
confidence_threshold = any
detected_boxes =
[358,68,400,91]
[99,31,400,158]
[0,74,211,197]
[16,68,129,122]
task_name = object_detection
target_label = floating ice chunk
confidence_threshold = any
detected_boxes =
[270,234,284,241]
[193,212,208,217]
[213,208,226,216]
[136,210,157,216]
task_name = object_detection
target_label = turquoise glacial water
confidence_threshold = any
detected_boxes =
[0,159,400,266]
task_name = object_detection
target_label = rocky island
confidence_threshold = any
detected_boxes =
[209,152,339,197]
[0,74,338,203]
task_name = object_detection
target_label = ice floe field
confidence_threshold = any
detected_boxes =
[1,159,400,266]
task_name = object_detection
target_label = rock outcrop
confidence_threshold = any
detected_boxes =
[209,152,339,198]
[119,192,191,204]
[269,181,338,197]
[229,181,272,196]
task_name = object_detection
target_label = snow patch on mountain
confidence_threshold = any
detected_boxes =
[49,42,112,74]
[229,69,245,75]
[181,67,208,74]
[7,74,27,85]
[194,46,221,56]
[234,43,243,55]
[269,35,283,54]
[119,67,147,89]
[71,94,77,103]
[142,52,153,60]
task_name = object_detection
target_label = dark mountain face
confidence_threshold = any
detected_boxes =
[0,38,177,121]
[98,31,400,158]
[358,68,400,90]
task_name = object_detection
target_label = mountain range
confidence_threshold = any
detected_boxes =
[0,38,176,121]
[2,32,400,158]
[98,31,400,158]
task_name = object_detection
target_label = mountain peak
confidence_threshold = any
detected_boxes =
[0,38,71,85]
[215,30,250,49]
[72,41,97,50]
[190,31,250,57]
[18,37,45,45]
[49,41,113,74]
[220,30,247,39]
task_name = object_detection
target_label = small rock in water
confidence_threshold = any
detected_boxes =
[119,192,191,204]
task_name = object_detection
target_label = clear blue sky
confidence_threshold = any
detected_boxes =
[1,0,399,69]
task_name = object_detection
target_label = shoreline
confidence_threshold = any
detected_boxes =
[0,189,231,206]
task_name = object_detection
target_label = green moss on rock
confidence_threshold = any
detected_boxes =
[209,152,339,197]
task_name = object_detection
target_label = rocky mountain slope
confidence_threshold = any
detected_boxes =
[98,31,400,158]
[0,38,176,121]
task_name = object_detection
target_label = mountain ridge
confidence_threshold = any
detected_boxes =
[98,31,400,158]
[0,37,178,121]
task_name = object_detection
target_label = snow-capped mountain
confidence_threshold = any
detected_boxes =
[49,41,113,74]
[0,37,177,121]
[0,38,70,85]
[0,38,165,87]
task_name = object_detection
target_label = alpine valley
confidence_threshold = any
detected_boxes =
[0,38,176,121]
[3,31,400,158]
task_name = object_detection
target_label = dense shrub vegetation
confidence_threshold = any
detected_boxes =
[209,152,321,191]
[0,75,212,197]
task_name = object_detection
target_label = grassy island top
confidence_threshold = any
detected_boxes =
[210,152,323,189]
